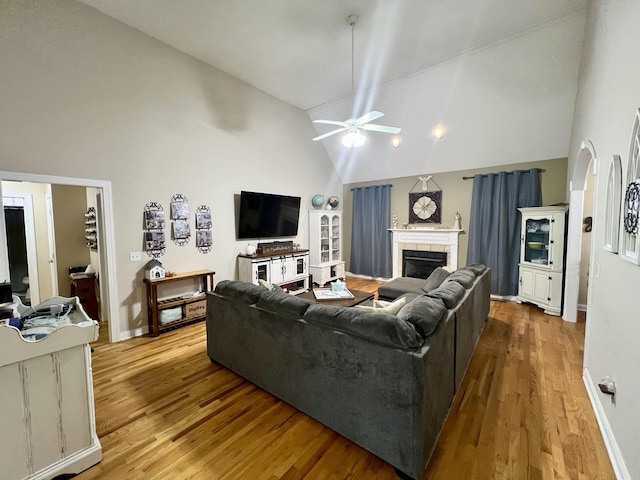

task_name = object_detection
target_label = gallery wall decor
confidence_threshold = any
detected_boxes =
[170,193,191,246]
[604,154,622,253]
[143,202,166,258]
[84,207,98,250]
[408,174,442,224]
[195,204,212,254]
[621,109,640,264]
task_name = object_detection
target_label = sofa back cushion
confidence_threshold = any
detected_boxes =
[397,296,448,337]
[256,289,312,317]
[304,304,423,350]
[426,281,466,309]
[444,270,476,289]
[464,264,488,276]
[215,280,263,304]
[421,267,451,293]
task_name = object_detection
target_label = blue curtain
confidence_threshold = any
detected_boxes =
[350,184,392,278]
[466,169,542,295]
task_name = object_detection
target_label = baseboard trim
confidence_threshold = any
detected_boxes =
[583,367,630,479]
[345,271,391,282]
[577,303,588,312]
[119,325,149,341]
[490,294,518,302]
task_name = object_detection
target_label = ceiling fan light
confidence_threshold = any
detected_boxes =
[342,130,366,147]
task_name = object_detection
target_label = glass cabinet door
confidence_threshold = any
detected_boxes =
[523,218,551,265]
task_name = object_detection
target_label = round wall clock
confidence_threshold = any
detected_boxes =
[624,180,640,235]
[409,191,442,223]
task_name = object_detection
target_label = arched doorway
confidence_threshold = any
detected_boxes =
[563,140,597,323]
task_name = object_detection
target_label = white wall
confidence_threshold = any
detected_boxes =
[309,12,587,184]
[0,0,340,338]
[568,1,640,477]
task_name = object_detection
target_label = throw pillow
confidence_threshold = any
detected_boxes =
[355,297,406,315]
[397,296,447,337]
[421,267,451,294]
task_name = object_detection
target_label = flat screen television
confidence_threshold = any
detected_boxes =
[237,191,301,239]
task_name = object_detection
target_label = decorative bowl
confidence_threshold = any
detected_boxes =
[527,242,544,249]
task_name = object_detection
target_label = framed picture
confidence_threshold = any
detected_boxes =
[196,230,212,247]
[145,231,166,251]
[196,211,212,229]
[173,220,191,239]
[409,191,442,224]
[144,210,165,230]
[171,202,189,220]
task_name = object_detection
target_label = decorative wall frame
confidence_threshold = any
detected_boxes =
[621,109,640,264]
[408,175,442,224]
[84,207,98,250]
[170,194,190,246]
[195,204,212,254]
[604,154,622,253]
[143,202,166,258]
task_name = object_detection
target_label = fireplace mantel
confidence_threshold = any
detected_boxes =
[390,228,464,278]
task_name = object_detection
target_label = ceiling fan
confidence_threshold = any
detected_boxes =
[312,15,401,147]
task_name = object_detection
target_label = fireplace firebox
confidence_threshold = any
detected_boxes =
[402,250,447,279]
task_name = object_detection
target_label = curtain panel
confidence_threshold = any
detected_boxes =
[466,169,542,295]
[350,184,392,278]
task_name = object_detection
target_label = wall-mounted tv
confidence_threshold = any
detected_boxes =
[237,191,301,239]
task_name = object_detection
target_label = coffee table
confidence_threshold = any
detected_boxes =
[298,288,374,308]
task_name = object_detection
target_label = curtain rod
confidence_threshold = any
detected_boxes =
[462,168,544,180]
[350,184,393,191]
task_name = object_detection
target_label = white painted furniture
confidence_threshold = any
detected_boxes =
[308,210,345,286]
[518,206,568,316]
[238,250,309,294]
[0,297,101,480]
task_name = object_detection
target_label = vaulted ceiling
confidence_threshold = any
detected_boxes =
[80,0,590,183]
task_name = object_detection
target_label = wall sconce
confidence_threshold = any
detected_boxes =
[391,136,402,148]
[433,126,445,140]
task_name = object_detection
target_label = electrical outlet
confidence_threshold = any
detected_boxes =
[129,252,142,262]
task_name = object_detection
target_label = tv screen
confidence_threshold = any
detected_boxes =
[237,191,301,239]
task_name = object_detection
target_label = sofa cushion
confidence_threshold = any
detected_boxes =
[444,270,476,289]
[426,281,466,309]
[304,304,423,350]
[256,289,312,317]
[465,264,488,276]
[377,276,427,300]
[355,297,406,315]
[420,267,452,293]
[215,280,263,304]
[397,296,448,337]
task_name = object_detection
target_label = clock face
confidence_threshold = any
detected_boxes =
[409,191,442,224]
[624,180,640,235]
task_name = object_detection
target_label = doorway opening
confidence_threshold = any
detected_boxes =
[0,171,119,342]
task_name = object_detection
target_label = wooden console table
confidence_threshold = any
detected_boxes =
[144,270,215,337]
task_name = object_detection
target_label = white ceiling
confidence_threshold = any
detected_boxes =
[79,0,588,111]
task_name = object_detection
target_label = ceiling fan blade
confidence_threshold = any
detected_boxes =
[356,111,384,125]
[313,119,349,127]
[361,123,401,134]
[312,127,349,141]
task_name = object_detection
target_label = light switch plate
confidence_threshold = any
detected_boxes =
[129,252,142,262]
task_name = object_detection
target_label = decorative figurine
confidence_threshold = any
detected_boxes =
[392,215,398,228]
[453,212,462,230]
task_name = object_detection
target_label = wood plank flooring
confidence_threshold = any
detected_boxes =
[78,279,614,479]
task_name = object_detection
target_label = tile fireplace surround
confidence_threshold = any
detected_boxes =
[390,228,463,278]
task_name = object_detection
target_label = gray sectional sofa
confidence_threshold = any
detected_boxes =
[206,265,490,480]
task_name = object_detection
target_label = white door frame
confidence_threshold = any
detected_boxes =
[0,171,120,342]
[563,140,597,323]
[2,192,41,305]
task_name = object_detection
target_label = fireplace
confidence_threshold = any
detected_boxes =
[402,250,447,279]
[390,228,463,278]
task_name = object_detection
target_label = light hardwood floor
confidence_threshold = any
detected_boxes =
[79,279,614,479]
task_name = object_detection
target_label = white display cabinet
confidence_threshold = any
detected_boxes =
[517,206,568,316]
[308,210,345,286]
[0,296,102,480]
[238,251,309,295]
